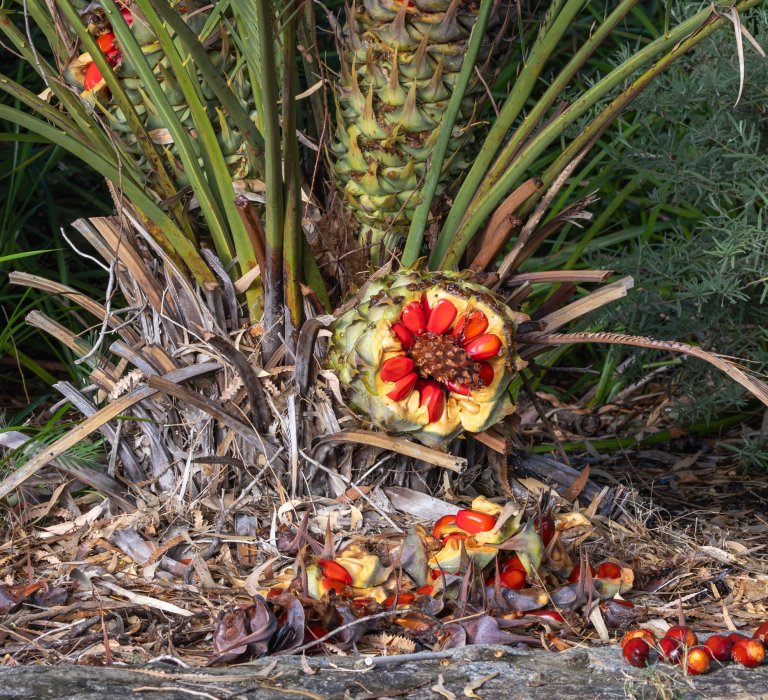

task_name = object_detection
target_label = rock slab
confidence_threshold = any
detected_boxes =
[1,644,767,699]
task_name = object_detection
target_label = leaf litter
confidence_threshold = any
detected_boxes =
[0,452,765,667]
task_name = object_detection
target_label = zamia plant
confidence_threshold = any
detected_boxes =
[0,0,766,511]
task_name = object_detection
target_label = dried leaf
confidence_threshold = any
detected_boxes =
[396,525,431,586]
[561,464,590,502]
[588,603,610,643]
[432,674,457,700]
[385,488,460,520]
[245,595,278,656]
[245,557,281,597]
[212,609,250,663]
[555,512,592,530]
[463,672,498,699]
[459,614,536,646]
[363,632,416,654]
[109,529,155,564]
[272,594,306,654]
[0,582,43,613]
[95,580,193,617]
[318,430,466,472]
[41,503,104,536]
[300,654,317,675]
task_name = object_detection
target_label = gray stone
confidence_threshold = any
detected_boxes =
[0,644,766,699]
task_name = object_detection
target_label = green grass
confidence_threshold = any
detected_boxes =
[0,51,112,395]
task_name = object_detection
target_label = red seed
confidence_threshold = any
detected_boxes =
[621,629,656,649]
[453,310,489,342]
[754,621,768,644]
[665,626,698,647]
[442,532,468,544]
[732,638,765,667]
[401,302,426,335]
[386,371,418,401]
[444,379,471,395]
[658,637,682,664]
[419,381,445,423]
[596,561,622,580]
[432,514,457,539]
[526,609,565,622]
[322,576,346,594]
[422,296,431,321]
[728,632,750,645]
[501,554,526,573]
[704,635,733,662]
[622,638,650,668]
[450,314,467,340]
[685,647,711,675]
[464,333,502,360]
[391,323,415,349]
[83,61,104,90]
[498,568,526,589]
[96,33,115,51]
[380,355,415,382]
[455,509,497,534]
[426,299,457,335]
[318,559,353,585]
[384,592,415,608]
[568,562,596,583]
[534,515,555,545]
[120,7,134,24]
[416,585,433,595]
[477,362,494,387]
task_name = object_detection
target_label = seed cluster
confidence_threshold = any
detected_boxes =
[379,296,503,423]
[409,333,484,388]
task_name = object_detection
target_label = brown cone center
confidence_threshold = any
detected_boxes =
[408,333,483,389]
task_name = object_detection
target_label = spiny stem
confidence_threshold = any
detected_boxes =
[255,0,285,358]
[283,0,303,348]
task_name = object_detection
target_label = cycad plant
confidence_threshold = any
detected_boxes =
[1,0,767,511]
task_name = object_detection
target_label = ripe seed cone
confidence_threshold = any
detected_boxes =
[63,1,258,191]
[327,269,528,447]
[331,0,514,256]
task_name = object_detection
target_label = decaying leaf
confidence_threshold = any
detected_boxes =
[463,672,498,699]
[363,632,417,654]
[432,674,458,700]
